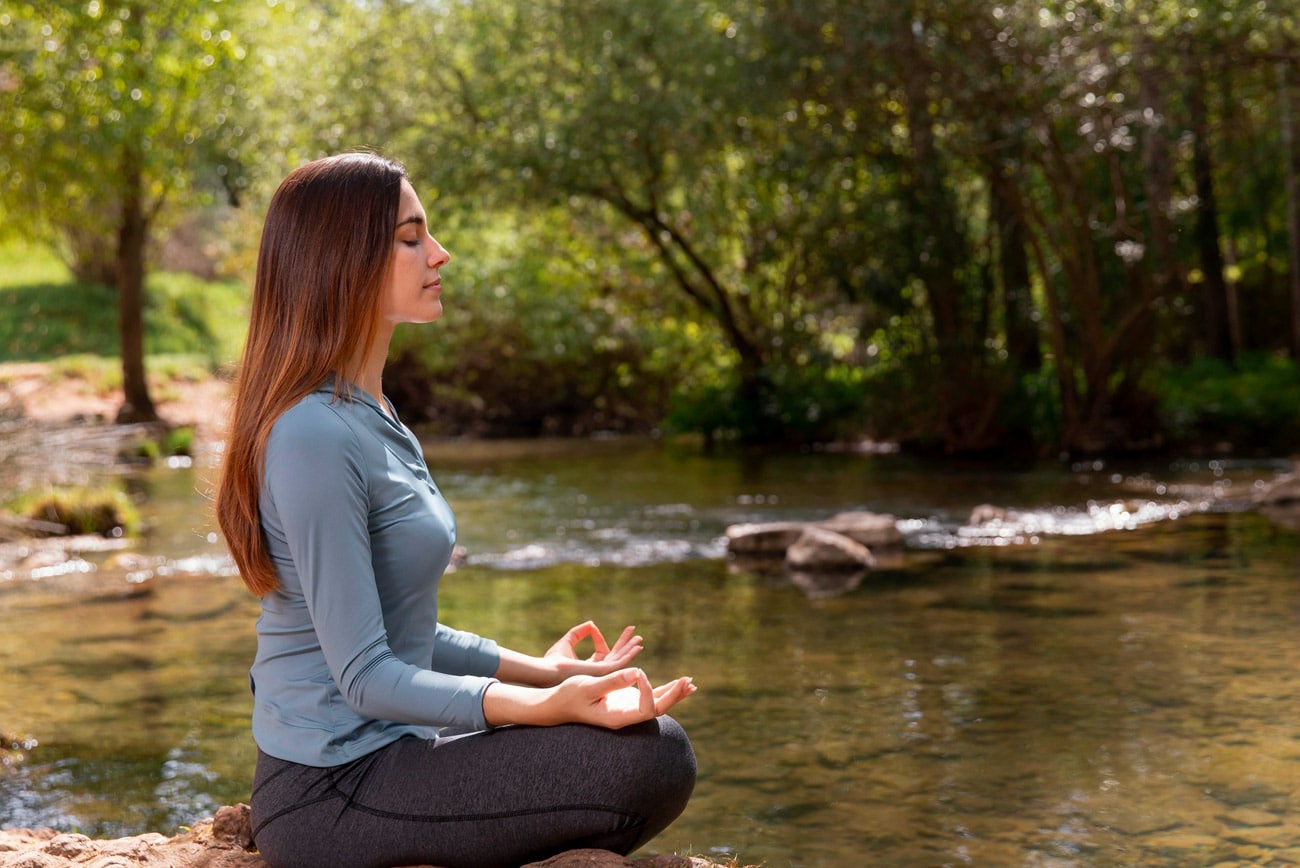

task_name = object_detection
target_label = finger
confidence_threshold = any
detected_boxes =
[613,643,644,667]
[651,677,693,701]
[652,677,696,715]
[590,667,641,698]
[561,621,612,660]
[609,625,638,653]
[580,621,612,658]
[635,669,656,718]
[562,621,597,646]
[603,634,644,667]
[650,677,691,701]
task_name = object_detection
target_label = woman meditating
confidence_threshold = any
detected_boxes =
[215,152,697,868]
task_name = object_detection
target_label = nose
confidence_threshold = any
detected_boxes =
[429,238,450,268]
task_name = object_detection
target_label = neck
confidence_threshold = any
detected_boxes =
[348,324,395,410]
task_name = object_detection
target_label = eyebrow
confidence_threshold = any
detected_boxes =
[396,215,425,229]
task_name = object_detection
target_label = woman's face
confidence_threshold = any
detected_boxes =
[381,179,451,326]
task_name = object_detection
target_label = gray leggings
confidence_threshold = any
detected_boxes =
[250,716,696,868]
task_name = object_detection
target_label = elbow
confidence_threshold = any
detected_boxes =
[338,651,403,718]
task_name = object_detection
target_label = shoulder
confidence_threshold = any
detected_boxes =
[267,392,367,460]
[262,393,375,502]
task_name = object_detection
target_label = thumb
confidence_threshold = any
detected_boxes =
[591,667,641,696]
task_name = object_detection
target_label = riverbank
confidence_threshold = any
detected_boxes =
[0,804,748,867]
[0,361,234,446]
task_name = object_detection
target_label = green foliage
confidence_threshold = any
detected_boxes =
[5,0,1300,453]
[142,271,248,368]
[0,251,248,367]
[0,238,68,284]
[666,361,868,445]
[0,238,247,364]
[0,0,253,260]
[127,425,196,461]
[1156,353,1300,452]
[42,353,216,394]
[0,277,117,359]
[390,0,882,444]
[9,485,140,537]
[385,212,676,436]
[162,425,196,457]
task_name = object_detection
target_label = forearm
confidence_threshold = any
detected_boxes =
[482,681,562,727]
[482,669,697,730]
[493,647,560,687]
[431,623,500,677]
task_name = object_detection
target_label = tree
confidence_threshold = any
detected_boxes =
[0,0,249,422]
[392,0,880,442]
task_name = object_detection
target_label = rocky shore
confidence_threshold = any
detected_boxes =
[0,804,746,868]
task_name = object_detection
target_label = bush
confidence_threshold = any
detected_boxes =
[665,361,868,446]
[1155,352,1300,452]
[384,217,676,437]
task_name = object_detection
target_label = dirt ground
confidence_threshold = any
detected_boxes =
[0,362,233,444]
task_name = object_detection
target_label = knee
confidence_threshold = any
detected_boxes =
[655,715,697,800]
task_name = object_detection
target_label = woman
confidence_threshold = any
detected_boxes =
[216,152,697,868]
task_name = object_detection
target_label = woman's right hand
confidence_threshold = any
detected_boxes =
[483,669,696,729]
[557,669,696,729]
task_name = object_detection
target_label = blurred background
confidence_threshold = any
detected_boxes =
[3,0,1299,454]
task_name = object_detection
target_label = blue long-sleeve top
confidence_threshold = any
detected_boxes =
[249,381,500,767]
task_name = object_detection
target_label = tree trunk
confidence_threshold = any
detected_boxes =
[115,144,159,425]
[1189,63,1233,360]
[896,7,1005,453]
[1280,61,1300,359]
[990,157,1040,371]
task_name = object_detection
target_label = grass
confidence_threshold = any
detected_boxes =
[44,352,219,391]
[0,239,248,370]
[7,484,141,537]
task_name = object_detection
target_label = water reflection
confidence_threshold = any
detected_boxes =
[1,442,1299,867]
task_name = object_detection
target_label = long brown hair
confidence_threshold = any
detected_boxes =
[217,153,407,595]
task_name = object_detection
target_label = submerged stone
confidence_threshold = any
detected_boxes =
[785,526,874,572]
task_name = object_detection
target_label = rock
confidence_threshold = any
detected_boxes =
[1255,471,1300,506]
[0,808,263,868]
[0,829,56,854]
[967,504,1009,526]
[41,837,91,860]
[724,521,806,556]
[1141,831,1221,853]
[523,851,720,867]
[209,805,254,849]
[0,809,745,868]
[1256,472,1300,532]
[785,527,874,572]
[1221,807,1282,827]
[17,550,67,572]
[726,512,904,559]
[1224,824,1298,848]
[815,511,903,549]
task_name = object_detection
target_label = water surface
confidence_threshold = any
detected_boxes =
[1,439,1298,867]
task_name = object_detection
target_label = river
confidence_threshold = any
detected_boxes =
[1,437,1298,867]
